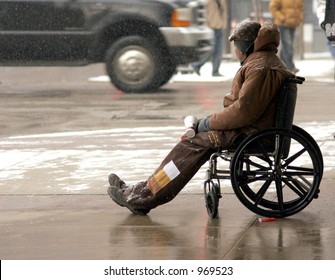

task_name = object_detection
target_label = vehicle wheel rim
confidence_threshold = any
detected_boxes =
[115,48,153,84]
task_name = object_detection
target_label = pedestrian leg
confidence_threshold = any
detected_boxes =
[212,29,224,76]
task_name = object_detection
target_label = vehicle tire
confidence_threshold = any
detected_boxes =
[105,35,163,93]
[158,57,176,87]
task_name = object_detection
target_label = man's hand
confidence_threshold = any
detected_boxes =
[197,117,211,133]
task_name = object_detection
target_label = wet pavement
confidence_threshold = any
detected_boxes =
[1,184,334,260]
[0,57,335,260]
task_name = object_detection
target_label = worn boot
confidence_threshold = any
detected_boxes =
[108,173,127,190]
[107,174,152,215]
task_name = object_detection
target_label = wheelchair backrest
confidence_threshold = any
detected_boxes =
[274,76,305,158]
[275,76,305,130]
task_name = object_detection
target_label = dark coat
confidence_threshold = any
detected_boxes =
[325,0,335,44]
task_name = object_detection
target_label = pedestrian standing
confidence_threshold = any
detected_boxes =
[317,0,326,28]
[269,0,304,73]
[192,0,228,77]
[317,0,335,58]
[323,0,335,46]
[107,21,295,215]
[317,0,335,85]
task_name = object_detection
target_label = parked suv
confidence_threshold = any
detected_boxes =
[0,0,213,92]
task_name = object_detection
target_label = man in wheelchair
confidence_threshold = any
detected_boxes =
[107,21,296,215]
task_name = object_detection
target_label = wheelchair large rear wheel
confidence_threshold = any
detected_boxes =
[230,127,323,218]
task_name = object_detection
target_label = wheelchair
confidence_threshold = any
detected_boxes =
[204,76,324,219]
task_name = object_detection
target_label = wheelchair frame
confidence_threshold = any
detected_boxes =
[204,76,324,218]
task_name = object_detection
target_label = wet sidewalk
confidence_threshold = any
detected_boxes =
[0,178,334,260]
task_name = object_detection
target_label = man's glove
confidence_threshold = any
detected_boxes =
[197,117,211,133]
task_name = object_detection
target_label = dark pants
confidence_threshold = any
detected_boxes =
[192,29,224,75]
[279,26,296,71]
[128,130,240,210]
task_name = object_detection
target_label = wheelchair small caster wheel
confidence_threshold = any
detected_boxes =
[206,191,218,218]
[205,183,219,218]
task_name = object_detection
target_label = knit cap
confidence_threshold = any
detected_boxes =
[229,21,261,42]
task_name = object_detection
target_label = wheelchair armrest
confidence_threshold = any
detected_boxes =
[289,76,305,84]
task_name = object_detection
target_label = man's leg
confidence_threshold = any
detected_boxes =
[108,130,239,214]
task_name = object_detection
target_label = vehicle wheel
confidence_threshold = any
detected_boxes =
[230,128,323,218]
[105,36,163,93]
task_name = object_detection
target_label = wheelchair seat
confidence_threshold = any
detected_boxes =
[204,76,324,219]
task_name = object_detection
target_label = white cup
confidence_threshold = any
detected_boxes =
[183,116,198,138]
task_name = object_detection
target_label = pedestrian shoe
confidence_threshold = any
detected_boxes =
[107,186,150,215]
[212,72,223,77]
[192,64,201,76]
[108,173,127,190]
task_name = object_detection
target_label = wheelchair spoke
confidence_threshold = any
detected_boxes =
[243,157,270,171]
[275,178,284,211]
[239,172,271,183]
[255,141,273,166]
[282,177,308,198]
[284,170,315,176]
[286,165,314,172]
[275,135,286,165]
[284,164,315,177]
[282,147,307,168]
[254,179,273,206]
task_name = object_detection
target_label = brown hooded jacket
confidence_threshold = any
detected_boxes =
[209,22,294,135]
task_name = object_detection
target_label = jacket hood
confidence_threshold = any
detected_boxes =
[253,22,280,52]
